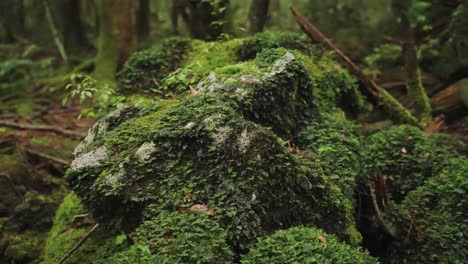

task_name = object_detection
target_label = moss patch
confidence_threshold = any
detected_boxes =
[242,226,377,264]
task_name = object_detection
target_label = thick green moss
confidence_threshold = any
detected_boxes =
[241,226,377,264]
[297,117,364,245]
[100,211,233,263]
[236,31,322,61]
[43,192,113,264]
[385,157,467,263]
[197,48,316,138]
[117,37,192,93]
[116,32,364,116]
[67,95,321,253]
[363,125,451,202]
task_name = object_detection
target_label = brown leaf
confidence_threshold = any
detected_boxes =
[189,85,199,96]
[189,204,215,216]
[318,235,327,247]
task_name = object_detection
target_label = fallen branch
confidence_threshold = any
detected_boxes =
[57,223,100,264]
[42,0,68,64]
[25,148,70,167]
[0,120,85,138]
[290,6,379,97]
[290,6,419,126]
[370,178,398,238]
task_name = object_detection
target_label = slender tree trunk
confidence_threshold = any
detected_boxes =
[94,0,136,82]
[0,0,25,42]
[178,0,230,40]
[394,3,432,125]
[43,0,68,63]
[137,0,150,39]
[247,0,270,34]
[53,0,89,55]
[170,0,182,34]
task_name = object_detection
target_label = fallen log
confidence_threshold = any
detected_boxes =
[431,79,468,113]
[290,6,419,126]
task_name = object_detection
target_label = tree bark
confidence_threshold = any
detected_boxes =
[94,0,136,82]
[53,0,89,55]
[177,0,230,40]
[394,2,433,125]
[247,0,270,34]
[43,0,68,63]
[137,0,151,39]
[0,0,25,42]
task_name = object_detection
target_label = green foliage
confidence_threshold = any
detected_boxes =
[117,37,192,93]
[363,125,451,202]
[363,44,402,77]
[432,2,468,79]
[0,50,54,93]
[385,157,468,263]
[241,226,377,264]
[104,211,233,263]
[63,73,153,119]
[393,0,432,30]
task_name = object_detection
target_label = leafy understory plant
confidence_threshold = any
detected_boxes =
[62,73,122,119]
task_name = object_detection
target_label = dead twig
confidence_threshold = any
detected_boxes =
[370,178,398,238]
[57,223,100,264]
[0,120,85,137]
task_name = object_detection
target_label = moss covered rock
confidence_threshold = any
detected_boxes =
[363,125,451,202]
[385,157,467,263]
[115,32,364,116]
[117,37,192,93]
[241,226,377,264]
[196,48,316,138]
[67,95,320,252]
[297,117,364,245]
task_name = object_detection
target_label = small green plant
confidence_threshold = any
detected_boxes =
[62,73,118,119]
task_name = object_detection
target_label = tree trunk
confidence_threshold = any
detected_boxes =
[137,0,150,39]
[394,2,433,125]
[94,0,136,82]
[178,0,229,40]
[53,0,89,55]
[247,0,270,34]
[0,0,25,42]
